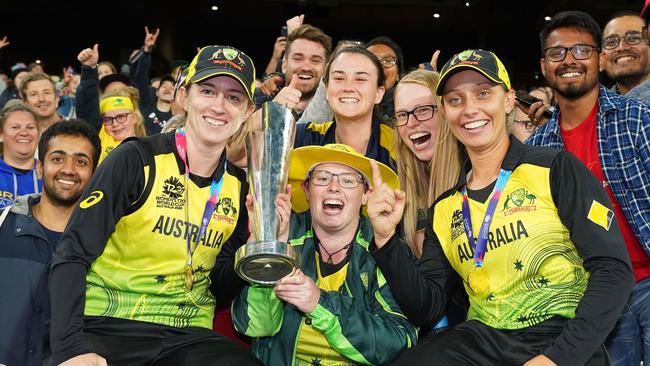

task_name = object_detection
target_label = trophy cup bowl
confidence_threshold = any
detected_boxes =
[235,102,298,285]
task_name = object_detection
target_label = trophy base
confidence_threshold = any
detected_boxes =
[235,240,298,285]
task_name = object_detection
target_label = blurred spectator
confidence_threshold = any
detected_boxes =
[366,36,405,121]
[0,62,28,109]
[97,61,117,80]
[28,60,44,74]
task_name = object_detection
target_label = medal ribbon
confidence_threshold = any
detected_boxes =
[460,169,511,268]
[175,127,226,267]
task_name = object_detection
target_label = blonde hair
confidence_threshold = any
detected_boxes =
[100,86,146,138]
[394,70,463,257]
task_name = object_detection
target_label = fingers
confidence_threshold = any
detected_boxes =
[288,74,300,88]
[93,43,99,53]
[369,159,383,189]
[430,50,440,72]
[145,25,150,34]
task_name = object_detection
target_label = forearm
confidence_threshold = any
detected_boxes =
[75,65,101,131]
[232,286,283,337]
[543,257,633,365]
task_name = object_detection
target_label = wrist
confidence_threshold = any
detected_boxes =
[374,230,395,249]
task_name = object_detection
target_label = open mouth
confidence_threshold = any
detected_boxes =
[56,177,78,187]
[409,132,432,146]
[558,70,584,78]
[297,73,314,81]
[462,120,488,130]
[339,97,359,104]
[322,199,344,212]
[613,54,637,64]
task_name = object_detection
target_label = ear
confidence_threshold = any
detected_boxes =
[374,85,386,104]
[599,51,606,72]
[361,189,368,206]
[179,86,189,111]
[539,58,547,79]
[301,181,309,201]
[281,56,288,75]
[504,89,515,114]
[36,160,43,180]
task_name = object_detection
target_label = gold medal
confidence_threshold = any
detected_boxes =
[184,265,194,291]
[468,266,490,294]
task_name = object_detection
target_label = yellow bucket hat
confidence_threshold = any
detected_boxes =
[288,144,399,213]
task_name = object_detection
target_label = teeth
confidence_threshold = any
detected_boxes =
[324,199,343,205]
[409,132,429,140]
[297,74,313,80]
[463,120,488,130]
[339,97,359,103]
[560,71,582,78]
[17,139,31,143]
[57,179,76,185]
[615,55,635,63]
[204,117,226,126]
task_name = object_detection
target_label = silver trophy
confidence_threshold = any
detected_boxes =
[235,102,298,285]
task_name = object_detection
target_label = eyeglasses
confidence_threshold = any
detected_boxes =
[309,170,366,189]
[101,112,131,126]
[542,44,600,62]
[602,31,644,50]
[393,104,437,127]
[513,120,537,132]
[379,57,398,68]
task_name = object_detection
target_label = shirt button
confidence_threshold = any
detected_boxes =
[304,318,312,325]
[28,348,35,355]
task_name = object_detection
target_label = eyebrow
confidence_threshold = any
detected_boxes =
[48,150,92,160]
[331,70,372,77]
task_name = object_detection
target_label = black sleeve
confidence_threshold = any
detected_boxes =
[75,65,101,131]
[210,177,250,310]
[48,142,147,365]
[371,207,461,328]
[544,151,634,366]
[130,49,156,112]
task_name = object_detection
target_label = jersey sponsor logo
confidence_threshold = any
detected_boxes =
[212,197,238,224]
[502,188,537,216]
[450,209,464,241]
[80,190,104,209]
[156,176,186,210]
[457,220,529,263]
[151,214,225,249]
[587,200,614,231]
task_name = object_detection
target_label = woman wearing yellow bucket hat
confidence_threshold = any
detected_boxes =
[233,143,416,366]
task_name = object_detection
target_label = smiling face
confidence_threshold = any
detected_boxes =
[394,82,439,162]
[540,27,600,100]
[182,75,254,149]
[283,38,327,99]
[367,43,399,89]
[601,15,650,84]
[157,80,175,103]
[326,52,385,122]
[305,162,367,235]
[441,70,514,154]
[1,110,38,161]
[23,79,59,119]
[102,108,136,142]
[39,134,94,207]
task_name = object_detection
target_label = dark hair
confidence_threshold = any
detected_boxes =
[539,11,602,53]
[38,119,101,171]
[323,47,386,88]
[286,24,333,59]
[365,36,406,76]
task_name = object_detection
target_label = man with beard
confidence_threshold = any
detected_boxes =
[21,72,66,133]
[254,24,332,119]
[0,120,100,366]
[601,11,650,104]
[527,11,650,366]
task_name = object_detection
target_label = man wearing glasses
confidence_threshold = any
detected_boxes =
[528,11,650,366]
[601,11,650,104]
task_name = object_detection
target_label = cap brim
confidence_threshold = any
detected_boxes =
[436,64,506,96]
[189,68,253,101]
[287,146,399,213]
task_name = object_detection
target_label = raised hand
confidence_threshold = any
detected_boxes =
[272,36,287,60]
[246,184,292,243]
[419,50,440,72]
[286,14,305,35]
[77,44,99,68]
[366,159,405,248]
[272,74,302,110]
[260,74,284,96]
[275,269,320,313]
[143,26,160,52]
[0,35,10,49]
[59,353,107,366]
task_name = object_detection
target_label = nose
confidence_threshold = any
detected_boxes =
[327,176,342,192]
[61,158,76,174]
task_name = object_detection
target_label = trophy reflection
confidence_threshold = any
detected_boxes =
[235,102,298,285]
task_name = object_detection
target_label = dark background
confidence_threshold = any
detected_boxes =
[0,0,644,89]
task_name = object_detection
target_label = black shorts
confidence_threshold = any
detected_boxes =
[59,316,262,366]
[391,317,609,366]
